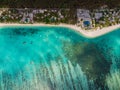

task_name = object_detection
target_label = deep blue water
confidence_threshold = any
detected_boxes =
[0,26,120,90]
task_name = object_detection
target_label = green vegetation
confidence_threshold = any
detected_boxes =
[0,9,22,23]
[0,9,77,24]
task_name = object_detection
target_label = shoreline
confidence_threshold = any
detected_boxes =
[0,23,120,38]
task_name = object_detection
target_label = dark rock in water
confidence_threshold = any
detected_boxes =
[0,26,119,90]
[30,41,33,44]
[8,28,40,36]
[63,41,111,89]
[23,41,26,44]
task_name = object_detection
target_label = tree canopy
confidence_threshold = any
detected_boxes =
[0,0,120,9]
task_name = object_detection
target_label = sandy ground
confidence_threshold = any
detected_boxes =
[0,23,120,38]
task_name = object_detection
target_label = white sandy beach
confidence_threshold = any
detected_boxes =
[0,23,120,38]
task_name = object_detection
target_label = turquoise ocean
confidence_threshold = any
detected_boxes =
[0,26,120,90]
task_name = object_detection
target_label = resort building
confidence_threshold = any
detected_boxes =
[95,13,103,20]
[0,8,120,30]
[77,9,92,29]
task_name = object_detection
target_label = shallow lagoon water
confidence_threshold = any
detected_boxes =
[0,26,120,90]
